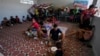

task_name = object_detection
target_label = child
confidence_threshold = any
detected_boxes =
[39,21,48,44]
[15,16,21,23]
[25,28,33,37]
[27,15,31,21]
[55,48,63,56]
[49,24,63,45]
[80,5,98,28]
[51,16,59,24]
[41,29,49,45]
[10,16,16,25]
[55,42,63,56]
[22,16,26,22]
[1,17,11,27]
[44,19,53,35]
[25,19,40,39]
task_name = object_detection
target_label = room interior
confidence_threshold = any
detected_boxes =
[0,0,100,56]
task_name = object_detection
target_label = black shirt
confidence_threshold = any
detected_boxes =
[50,28,62,41]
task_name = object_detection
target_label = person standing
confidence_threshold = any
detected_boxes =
[80,4,98,28]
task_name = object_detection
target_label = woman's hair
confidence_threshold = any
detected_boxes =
[89,4,96,9]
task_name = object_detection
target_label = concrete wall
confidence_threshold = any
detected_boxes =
[92,0,97,5]
[92,0,100,56]
[92,17,100,56]
[37,0,74,8]
[0,0,37,23]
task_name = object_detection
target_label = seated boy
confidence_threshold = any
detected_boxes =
[10,16,16,25]
[49,24,63,45]
[15,16,21,23]
[38,21,49,44]
[25,19,40,39]
[1,17,11,27]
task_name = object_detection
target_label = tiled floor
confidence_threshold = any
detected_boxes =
[0,21,94,56]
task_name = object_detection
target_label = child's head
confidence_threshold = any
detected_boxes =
[39,21,43,26]
[32,19,36,23]
[23,16,25,18]
[89,4,96,10]
[10,16,13,18]
[53,24,58,29]
[46,17,51,22]
[15,15,18,18]
[56,42,62,49]
[3,17,7,20]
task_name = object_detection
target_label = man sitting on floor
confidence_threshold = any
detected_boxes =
[49,24,63,45]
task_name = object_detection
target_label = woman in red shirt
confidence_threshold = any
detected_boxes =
[80,4,98,28]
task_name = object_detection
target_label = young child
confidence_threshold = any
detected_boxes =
[49,24,63,45]
[55,42,63,56]
[41,29,49,45]
[51,16,59,24]
[10,16,16,25]
[44,19,53,36]
[15,16,21,23]
[1,17,11,27]
[39,21,48,44]
[25,28,33,37]
[22,16,26,22]
[25,19,40,39]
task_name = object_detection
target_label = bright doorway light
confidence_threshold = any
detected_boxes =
[20,0,34,5]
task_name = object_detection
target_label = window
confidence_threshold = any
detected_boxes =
[20,0,34,4]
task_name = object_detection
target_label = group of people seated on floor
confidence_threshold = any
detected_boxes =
[24,17,95,56]
[0,15,33,28]
[0,4,97,56]
[25,16,61,42]
[25,4,97,56]
[24,17,63,56]
[0,16,21,27]
[27,4,97,40]
[29,4,97,24]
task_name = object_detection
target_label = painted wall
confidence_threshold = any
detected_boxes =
[37,0,74,8]
[91,0,100,56]
[92,17,100,56]
[96,0,100,7]
[92,0,100,55]
[0,0,37,23]
[88,0,93,8]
